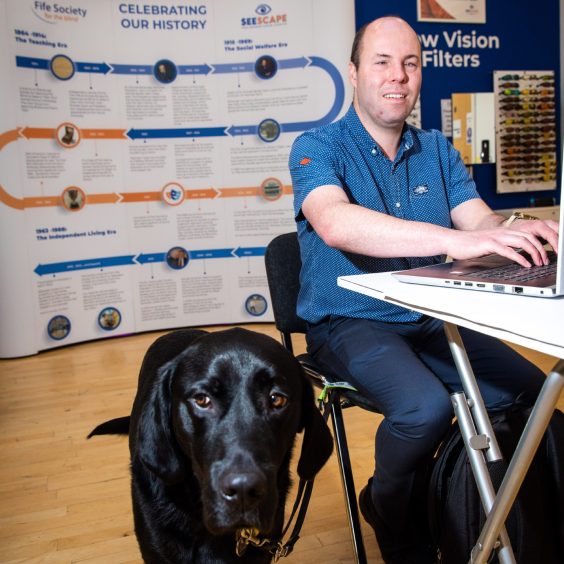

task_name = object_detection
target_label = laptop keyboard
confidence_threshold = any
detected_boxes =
[469,251,557,283]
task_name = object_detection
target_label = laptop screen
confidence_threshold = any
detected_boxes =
[555,147,563,294]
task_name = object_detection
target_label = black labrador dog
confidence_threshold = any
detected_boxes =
[89,328,333,563]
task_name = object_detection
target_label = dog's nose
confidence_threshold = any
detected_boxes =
[220,472,267,507]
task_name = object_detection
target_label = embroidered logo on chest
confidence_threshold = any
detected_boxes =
[412,184,429,196]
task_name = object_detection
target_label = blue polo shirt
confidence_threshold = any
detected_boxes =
[289,104,480,324]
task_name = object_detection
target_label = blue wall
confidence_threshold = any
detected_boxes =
[354,0,561,209]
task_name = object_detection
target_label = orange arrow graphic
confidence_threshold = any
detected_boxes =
[0,129,20,151]
[185,188,218,199]
[0,184,24,210]
[82,129,127,140]
[1,184,124,209]
[23,196,60,208]
[218,185,293,197]
[2,182,290,210]
[20,127,55,140]
[88,193,121,204]
[219,187,260,197]
[120,191,161,202]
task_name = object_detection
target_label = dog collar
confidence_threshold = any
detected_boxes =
[234,477,314,561]
[235,527,287,560]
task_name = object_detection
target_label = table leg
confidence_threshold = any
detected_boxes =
[444,323,503,461]
[470,359,564,564]
[444,323,515,564]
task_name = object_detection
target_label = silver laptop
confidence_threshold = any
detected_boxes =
[393,199,563,299]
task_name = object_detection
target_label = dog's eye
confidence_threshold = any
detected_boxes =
[192,394,211,409]
[269,393,288,409]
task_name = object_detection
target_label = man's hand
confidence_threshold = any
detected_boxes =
[450,200,559,267]
[507,218,559,255]
[446,219,559,268]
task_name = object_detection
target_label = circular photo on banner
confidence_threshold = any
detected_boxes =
[61,186,86,211]
[258,118,281,143]
[166,246,189,270]
[47,315,71,340]
[56,122,81,148]
[98,307,122,331]
[260,177,283,201]
[154,59,178,84]
[161,182,185,206]
[245,294,268,317]
[50,54,75,80]
[255,55,278,79]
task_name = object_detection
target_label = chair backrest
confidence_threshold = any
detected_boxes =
[265,232,308,336]
[266,233,382,414]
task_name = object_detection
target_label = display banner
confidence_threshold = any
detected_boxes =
[417,0,486,24]
[0,0,355,357]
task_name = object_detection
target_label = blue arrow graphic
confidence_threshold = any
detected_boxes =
[17,56,112,75]
[110,64,152,75]
[76,61,112,74]
[34,255,135,276]
[136,253,166,264]
[16,51,344,138]
[190,248,234,259]
[136,249,238,264]
[16,56,49,70]
[212,62,255,74]
[282,56,345,132]
[227,125,258,137]
[178,64,212,75]
[127,127,228,140]
[233,247,266,258]
[278,56,309,70]
[226,56,345,137]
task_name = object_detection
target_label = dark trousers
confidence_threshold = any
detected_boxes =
[307,315,545,550]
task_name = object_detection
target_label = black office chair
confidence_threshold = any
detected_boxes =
[265,232,381,564]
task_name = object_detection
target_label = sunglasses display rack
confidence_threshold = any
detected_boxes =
[493,70,557,193]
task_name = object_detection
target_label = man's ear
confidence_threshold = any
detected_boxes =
[348,60,358,89]
[296,369,333,480]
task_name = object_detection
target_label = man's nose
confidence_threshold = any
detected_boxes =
[388,62,407,82]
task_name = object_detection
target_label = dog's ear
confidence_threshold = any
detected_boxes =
[134,329,209,484]
[136,360,185,484]
[296,370,333,480]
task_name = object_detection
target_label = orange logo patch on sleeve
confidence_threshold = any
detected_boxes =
[299,157,312,165]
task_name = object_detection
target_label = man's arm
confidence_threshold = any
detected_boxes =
[302,184,456,257]
[302,187,559,267]
[450,198,504,230]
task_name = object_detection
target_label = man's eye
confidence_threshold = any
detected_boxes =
[192,394,211,409]
[270,393,288,409]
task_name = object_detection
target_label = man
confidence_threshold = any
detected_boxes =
[289,16,559,564]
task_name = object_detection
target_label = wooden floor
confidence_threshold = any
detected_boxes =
[1,323,562,564]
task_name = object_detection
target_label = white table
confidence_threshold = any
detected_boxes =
[338,272,564,564]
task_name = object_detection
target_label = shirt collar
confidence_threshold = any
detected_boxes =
[344,104,415,161]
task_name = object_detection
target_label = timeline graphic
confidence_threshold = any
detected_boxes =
[0,0,355,357]
[34,246,267,276]
[15,54,344,135]
[0,178,293,209]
